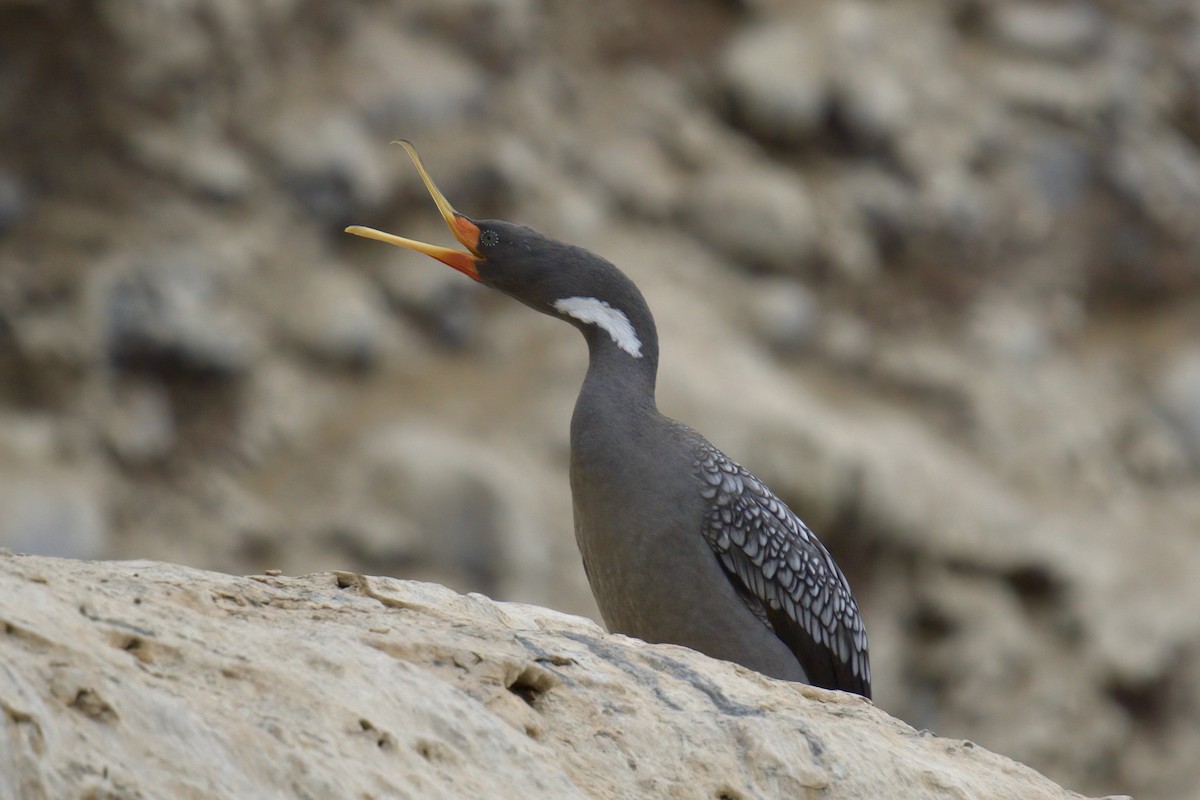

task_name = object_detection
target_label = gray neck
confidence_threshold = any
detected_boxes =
[570,313,661,448]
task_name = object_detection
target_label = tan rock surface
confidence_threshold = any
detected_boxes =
[0,552,1117,800]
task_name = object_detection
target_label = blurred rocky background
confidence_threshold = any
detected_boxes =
[0,1,1197,797]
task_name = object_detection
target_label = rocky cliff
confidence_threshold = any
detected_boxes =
[0,552,1125,800]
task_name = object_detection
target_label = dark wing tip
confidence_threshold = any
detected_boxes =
[763,598,872,699]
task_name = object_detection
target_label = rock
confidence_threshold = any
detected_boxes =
[0,553,1116,800]
[326,424,550,600]
[742,276,819,353]
[969,295,1053,365]
[849,164,913,225]
[93,0,221,99]
[718,21,828,144]
[681,162,819,273]
[92,249,262,377]
[988,60,1113,124]
[816,166,913,280]
[0,416,108,559]
[833,63,913,148]
[0,413,58,463]
[0,172,30,235]
[408,0,542,70]
[1109,128,1200,242]
[819,311,874,367]
[267,112,390,227]
[591,136,681,219]
[127,126,253,203]
[539,182,609,243]
[94,378,176,464]
[344,26,488,135]
[234,361,342,460]
[1027,135,1093,213]
[1119,407,1193,484]
[284,268,395,369]
[0,472,106,560]
[988,3,1107,61]
[0,478,106,559]
[825,3,915,147]
[1157,348,1200,465]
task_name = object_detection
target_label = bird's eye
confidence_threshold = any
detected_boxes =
[479,230,500,248]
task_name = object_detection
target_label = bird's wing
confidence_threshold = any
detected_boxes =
[696,441,872,697]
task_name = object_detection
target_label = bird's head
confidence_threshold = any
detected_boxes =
[347,141,651,360]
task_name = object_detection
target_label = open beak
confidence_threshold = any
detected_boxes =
[345,140,482,281]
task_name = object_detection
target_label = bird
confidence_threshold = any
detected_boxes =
[346,141,871,697]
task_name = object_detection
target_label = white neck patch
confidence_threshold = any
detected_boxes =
[553,296,643,358]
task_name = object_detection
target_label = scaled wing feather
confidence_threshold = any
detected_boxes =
[693,438,871,697]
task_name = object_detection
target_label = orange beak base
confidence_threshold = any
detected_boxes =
[344,140,483,282]
[344,224,480,280]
